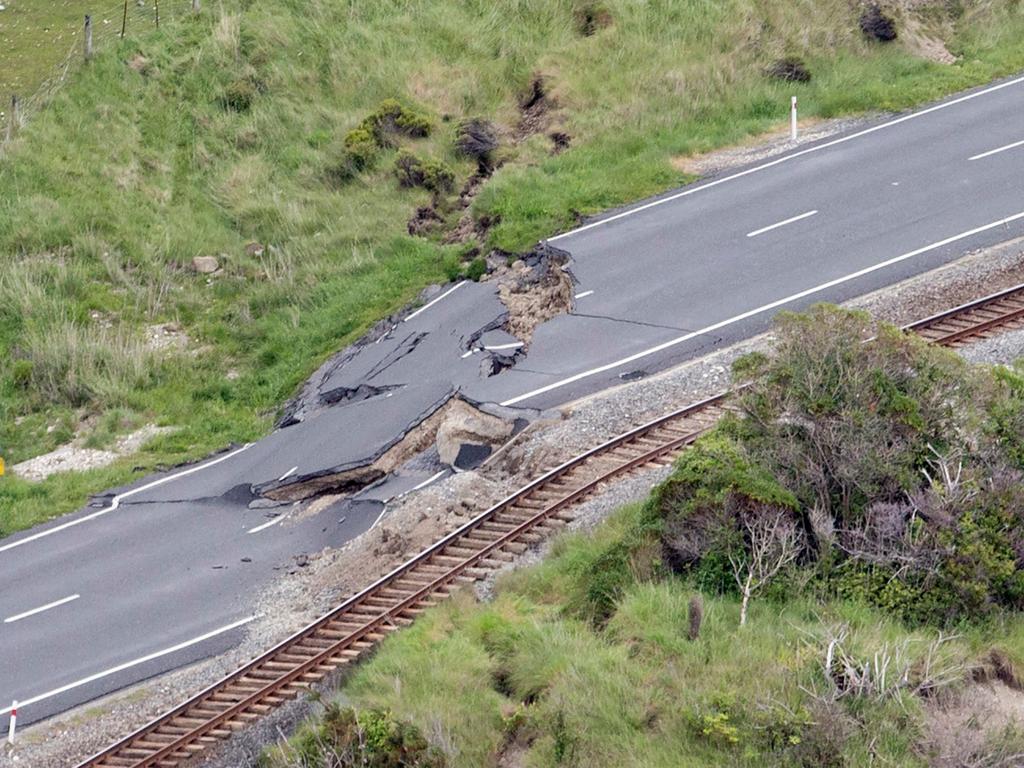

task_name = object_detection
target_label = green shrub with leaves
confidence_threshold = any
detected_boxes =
[361,99,432,146]
[657,304,1024,625]
[272,704,446,768]
[394,151,455,197]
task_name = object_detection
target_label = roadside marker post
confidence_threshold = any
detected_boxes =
[790,96,798,141]
[7,701,15,745]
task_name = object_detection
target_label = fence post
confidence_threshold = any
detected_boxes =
[192,0,200,12]
[84,15,93,61]
[7,701,16,745]
[4,95,17,144]
[120,0,127,38]
[155,0,160,27]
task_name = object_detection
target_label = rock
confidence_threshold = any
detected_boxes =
[435,398,514,469]
[248,498,287,510]
[191,255,220,274]
[245,242,265,257]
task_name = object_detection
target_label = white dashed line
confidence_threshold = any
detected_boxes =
[501,209,1024,406]
[278,466,298,481]
[969,138,1024,161]
[746,210,818,238]
[574,290,594,299]
[549,74,1024,242]
[4,594,80,624]
[484,342,524,351]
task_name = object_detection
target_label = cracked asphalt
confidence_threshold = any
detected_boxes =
[3,73,1024,731]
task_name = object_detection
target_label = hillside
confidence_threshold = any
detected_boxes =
[267,306,1024,768]
[3,0,1024,535]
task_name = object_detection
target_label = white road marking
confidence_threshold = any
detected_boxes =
[574,290,594,299]
[484,342,525,351]
[247,516,284,534]
[549,75,1024,242]
[278,466,298,481]
[0,615,257,716]
[410,469,447,492]
[461,349,476,359]
[404,282,466,322]
[969,138,1024,161]
[746,209,818,238]
[370,504,390,530]
[502,209,1024,407]
[0,443,254,555]
[4,594,80,624]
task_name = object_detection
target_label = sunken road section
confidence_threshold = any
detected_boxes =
[77,281,1024,768]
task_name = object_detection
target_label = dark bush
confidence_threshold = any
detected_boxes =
[222,78,256,112]
[288,703,446,768]
[465,256,487,282]
[573,2,613,36]
[455,118,499,173]
[394,151,455,196]
[767,57,811,83]
[860,5,897,42]
[362,99,432,146]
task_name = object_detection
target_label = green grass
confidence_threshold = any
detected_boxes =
[273,502,1024,767]
[4,0,1024,537]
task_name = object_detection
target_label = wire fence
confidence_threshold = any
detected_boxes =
[1,0,201,149]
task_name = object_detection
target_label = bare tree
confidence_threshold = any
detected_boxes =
[729,509,803,627]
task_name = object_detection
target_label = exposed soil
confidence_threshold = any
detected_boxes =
[923,681,1024,766]
[514,75,555,142]
[407,205,445,236]
[485,248,575,344]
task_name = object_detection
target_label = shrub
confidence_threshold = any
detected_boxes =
[275,704,446,768]
[767,57,811,83]
[860,5,897,42]
[222,78,257,112]
[573,2,613,36]
[343,128,378,170]
[362,99,432,146]
[455,118,499,173]
[394,151,455,196]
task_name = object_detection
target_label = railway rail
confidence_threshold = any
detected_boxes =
[77,280,1024,768]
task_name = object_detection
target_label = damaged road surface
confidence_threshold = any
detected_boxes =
[5,73,1024,731]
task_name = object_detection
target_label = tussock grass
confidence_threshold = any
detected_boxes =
[4,0,1024,534]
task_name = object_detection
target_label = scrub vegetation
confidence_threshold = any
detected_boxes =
[4,0,1024,536]
[270,307,1024,768]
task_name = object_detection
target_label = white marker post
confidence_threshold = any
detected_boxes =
[790,96,798,141]
[7,701,15,745]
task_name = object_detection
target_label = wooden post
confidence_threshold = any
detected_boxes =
[84,15,93,60]
[5,95,17,144]
[120,0,127,38]
[192,0,200,12]
[154,0,159,27]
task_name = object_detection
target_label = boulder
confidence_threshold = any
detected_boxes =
[191,255,220,274]
[436,399,514,469]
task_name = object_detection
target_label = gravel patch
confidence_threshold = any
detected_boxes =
[11,424,177,482]
[958,328,1024,367]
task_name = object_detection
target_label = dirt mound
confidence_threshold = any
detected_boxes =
[767,57,811,83]
[860,4,897,42]
[515,75,555,141]
[492,247,574,343]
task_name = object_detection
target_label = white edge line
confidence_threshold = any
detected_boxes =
[404,281,466,322]
[549,75,1024,242]
[574,290,595,299]
[247,516,284,534]
[969,138,1024,161]
[410,469,447,492]
[4,594,81,624]
[0,443,254,555]
[278,465,298,481]
[0,615,257,716]
[484,342,525,351]
[746,209,818,238]
[502,209,1024,407]
[461,349,476,358]
[370,504,391,530]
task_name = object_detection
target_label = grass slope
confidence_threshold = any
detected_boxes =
[271,504,1024,768]
[4,0,1024,535]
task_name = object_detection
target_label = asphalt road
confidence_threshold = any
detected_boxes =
[3,72,1024,733]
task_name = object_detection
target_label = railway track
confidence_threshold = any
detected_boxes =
[905,283,1024,346]
[77,280,1024,768]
